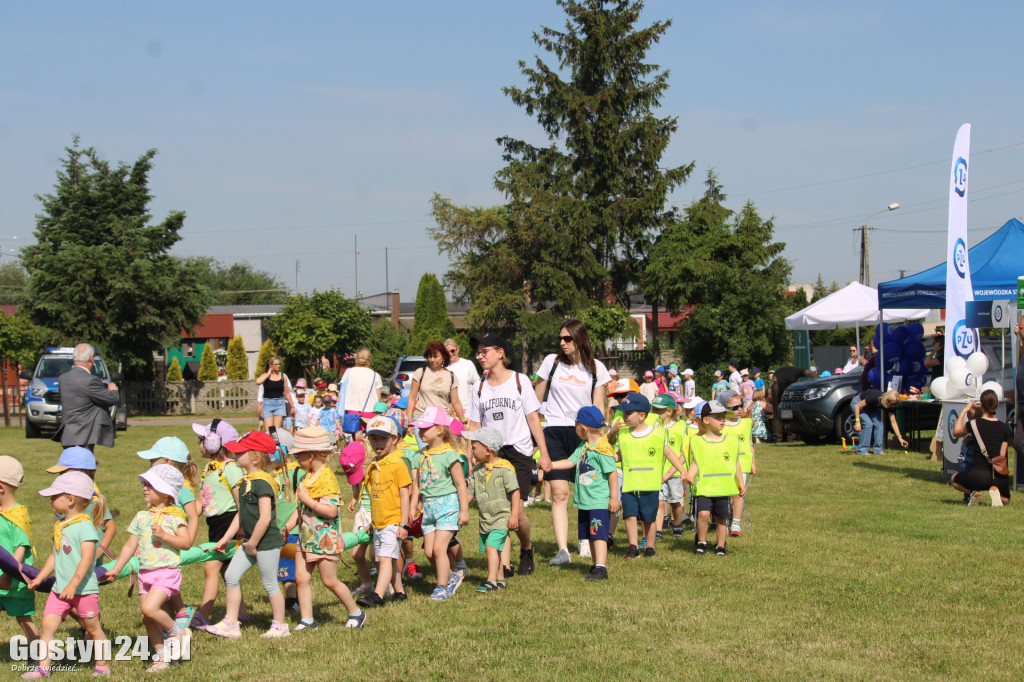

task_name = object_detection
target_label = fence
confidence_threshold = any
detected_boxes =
[2,361,24,428]
[124,380,258,415]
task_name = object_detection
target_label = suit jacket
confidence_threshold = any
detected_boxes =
[54,365,120,448]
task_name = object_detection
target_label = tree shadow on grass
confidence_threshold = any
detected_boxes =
[851,459,946,485]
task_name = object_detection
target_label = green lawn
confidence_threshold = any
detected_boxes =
[0,425,1020,680]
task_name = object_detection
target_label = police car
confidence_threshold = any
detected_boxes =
[19,347,126,438]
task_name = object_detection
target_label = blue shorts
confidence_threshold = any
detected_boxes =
[621,490,660,523]
[263,397,288,417]
[422,493,461,535]
[578,509,610,542]
[479,528,508,553]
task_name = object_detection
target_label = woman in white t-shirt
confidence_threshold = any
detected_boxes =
[533,320,610,566]
[340,347,383,427]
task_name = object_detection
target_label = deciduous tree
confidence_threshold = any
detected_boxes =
[267,290,371,377]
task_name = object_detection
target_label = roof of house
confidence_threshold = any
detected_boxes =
[207,304,286,316]
[183,313,235,339]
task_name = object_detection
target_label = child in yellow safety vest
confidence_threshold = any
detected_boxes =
[719,390,757,538]
[683,401,746,556]
[650,394,688,540]
[612,392,686,560]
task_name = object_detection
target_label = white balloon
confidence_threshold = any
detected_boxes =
[945,356,967,377]
[980,380,1004,401]
[930,376,951,400]
[947,366,969,392]
[965,351,989,377]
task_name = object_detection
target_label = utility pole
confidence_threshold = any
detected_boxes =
[294,259,300,295]
[859,224,870,286]
[354,235,359,301]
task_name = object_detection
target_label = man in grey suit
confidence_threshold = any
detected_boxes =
[54,343,120,450]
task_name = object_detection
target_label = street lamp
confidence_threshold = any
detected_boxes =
[858,203,899,286]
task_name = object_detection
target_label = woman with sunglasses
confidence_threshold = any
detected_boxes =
[842,346,860,375]
[534,320,611,566]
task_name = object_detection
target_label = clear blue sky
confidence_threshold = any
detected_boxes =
[2,1,1022,301]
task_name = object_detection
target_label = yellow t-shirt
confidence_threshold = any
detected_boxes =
[366,451,413,529]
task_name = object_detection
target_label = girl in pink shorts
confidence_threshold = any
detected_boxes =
[24,472,109,679]
[103,465,192,673]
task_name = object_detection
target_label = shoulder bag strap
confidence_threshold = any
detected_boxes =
[969,419,989,458]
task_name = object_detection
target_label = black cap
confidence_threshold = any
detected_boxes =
[470,333,511,357]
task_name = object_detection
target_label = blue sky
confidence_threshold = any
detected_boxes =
[2,1,1022,302]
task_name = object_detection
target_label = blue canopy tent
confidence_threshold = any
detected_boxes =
[877,218,1024,309]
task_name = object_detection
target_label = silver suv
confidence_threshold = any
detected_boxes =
[20,349,121,438]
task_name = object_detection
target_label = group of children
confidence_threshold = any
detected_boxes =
[0,381,760,676]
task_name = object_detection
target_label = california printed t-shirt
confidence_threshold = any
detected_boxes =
[128,509,187,569]
[467,372,542,456]
[536,355,612,428]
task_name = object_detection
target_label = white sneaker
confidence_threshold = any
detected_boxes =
[549,548,571,565]
[578,540,592,558]
[990,487,1004,507]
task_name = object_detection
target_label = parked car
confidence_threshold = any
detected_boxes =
[778,367,863,443]
[20,347,127,439]
[386,355,427,395]
[779,336,1014,444]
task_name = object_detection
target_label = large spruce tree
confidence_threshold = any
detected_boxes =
[21,136,210,380]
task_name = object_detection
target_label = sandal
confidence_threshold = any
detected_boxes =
[188,612,211,631]
[20,669,50,680]
[92,665,111,677]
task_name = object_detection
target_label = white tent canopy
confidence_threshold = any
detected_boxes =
[785,282,929,331]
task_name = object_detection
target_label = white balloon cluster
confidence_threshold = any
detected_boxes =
[929,352,1004,400]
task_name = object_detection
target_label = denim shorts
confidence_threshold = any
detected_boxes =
[263,397,288,417]
[660,477,685,503]
[422,492,461,535]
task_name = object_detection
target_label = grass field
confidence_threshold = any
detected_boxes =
[0,423,1021,680]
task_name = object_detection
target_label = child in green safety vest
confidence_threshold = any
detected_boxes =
[611,392,686,560]
[718,390,757,538]
[683,400,746,557]
[650,394,687,540]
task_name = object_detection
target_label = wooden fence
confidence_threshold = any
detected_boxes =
[124,380,258,415]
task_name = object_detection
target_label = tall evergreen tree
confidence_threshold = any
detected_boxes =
[256,339,274,377]
[225,336,248,380]
[496,0,693,307]
[20,136,210,379]
[165,356,183,381]
[407,273,456,355]
[197,342,219,381]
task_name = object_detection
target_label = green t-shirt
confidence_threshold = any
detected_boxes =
[202,461,245,518]
[237,479,283,551]
[0,512,33,601]
[275,465,306,529]
[467,464,518,533]
[410,447,469,498]
[568,442,618,510]
[54,519,99,595]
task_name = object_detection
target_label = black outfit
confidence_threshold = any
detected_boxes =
[953,418,1012,500]
[263,376,285,399]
